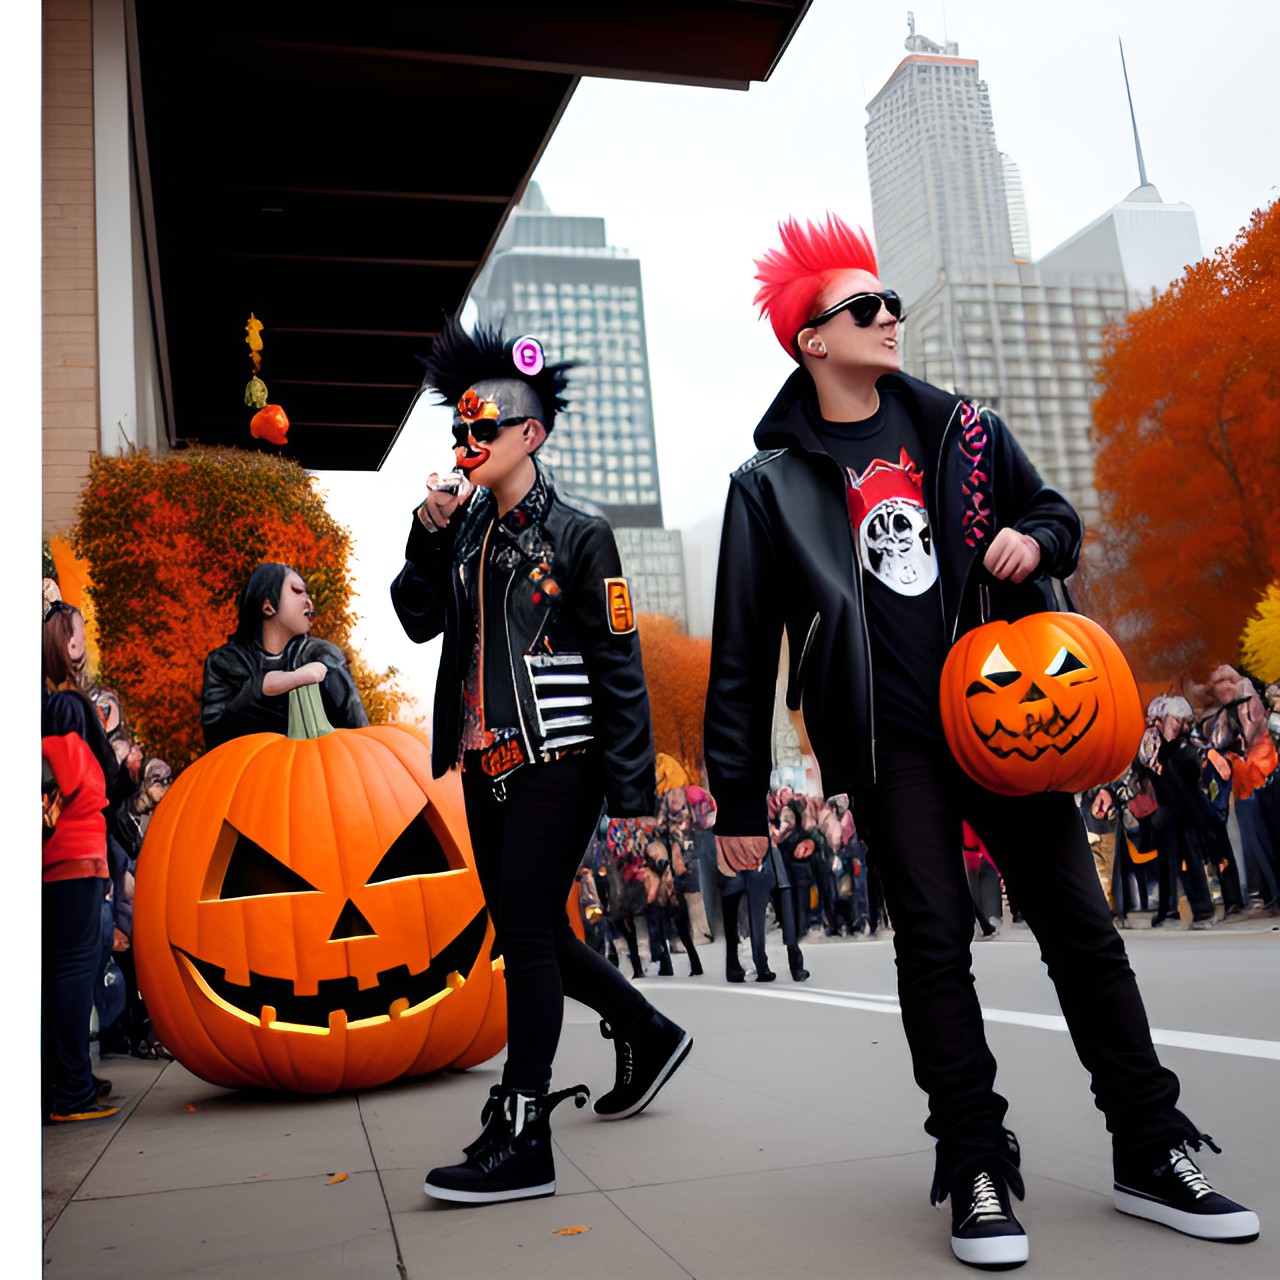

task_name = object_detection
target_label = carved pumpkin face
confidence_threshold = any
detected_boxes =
[133,721,506,1093]
[940,612,1144,796]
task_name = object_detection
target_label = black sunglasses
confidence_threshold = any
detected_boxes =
[801,290,905,340]
[450,416,526,447]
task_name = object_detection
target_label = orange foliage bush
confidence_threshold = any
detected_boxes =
[1085,203,1280,683]
[636,613,710,784]
[73,447,409,769]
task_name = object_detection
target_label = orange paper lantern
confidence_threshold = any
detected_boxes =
[249,403,290,445]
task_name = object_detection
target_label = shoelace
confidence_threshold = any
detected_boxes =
[1169,1148,1214,1200]
[969,1172,1007,1224]
[601,1019,636,1085]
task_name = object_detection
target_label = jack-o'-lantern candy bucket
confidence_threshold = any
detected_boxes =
[133,684,506,1093]
[940,611,1144,797]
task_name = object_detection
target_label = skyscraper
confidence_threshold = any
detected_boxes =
[1001,153,1032,261]
[470,183,688,624]
[865,25,1200,527]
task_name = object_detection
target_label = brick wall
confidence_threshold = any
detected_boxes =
[42,0,98,537]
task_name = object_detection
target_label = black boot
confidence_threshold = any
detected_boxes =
[726,948,746,982]
[594,1007,693,1120]
[423,1083,589,1203]
[787,944,810,982]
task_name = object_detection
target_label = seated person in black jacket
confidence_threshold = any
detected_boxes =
[200,562,368,749]
[390,317,690,1206]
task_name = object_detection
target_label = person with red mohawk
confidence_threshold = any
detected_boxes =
[702,214,1259,1268]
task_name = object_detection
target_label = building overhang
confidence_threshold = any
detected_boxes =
[126,0,811,471]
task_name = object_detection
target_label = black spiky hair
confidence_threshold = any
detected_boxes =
[419,313,574,431]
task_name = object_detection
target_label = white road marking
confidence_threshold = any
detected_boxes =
[658,983,1280,1061]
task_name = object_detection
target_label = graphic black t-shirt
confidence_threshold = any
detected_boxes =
[809,393,948,747]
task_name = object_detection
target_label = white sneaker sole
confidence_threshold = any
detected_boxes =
[423,1178,555,1203]
[950,1232,1029,1268]
[1114,1189,1260,1241]
[595,1031,693,1121]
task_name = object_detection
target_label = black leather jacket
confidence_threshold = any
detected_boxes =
[390,463,656,818]
[704,371,1083,838]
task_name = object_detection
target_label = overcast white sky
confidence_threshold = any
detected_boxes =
[312,0,1279,706]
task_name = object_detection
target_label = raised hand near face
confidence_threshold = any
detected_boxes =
[417,471,475,533]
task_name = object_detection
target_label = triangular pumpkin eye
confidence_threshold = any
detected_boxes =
[219,830,319,899]
[980,644,1021,687]
[367,810,455,884]
[1046,646,1089,677]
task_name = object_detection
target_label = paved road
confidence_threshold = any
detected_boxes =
[40,917,1280,1279]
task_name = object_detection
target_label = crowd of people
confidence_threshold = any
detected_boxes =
[1082,666,1280,929]
[576,778,899,984]
[41,567,175,1125]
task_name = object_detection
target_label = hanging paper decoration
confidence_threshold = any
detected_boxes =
[250,403,290,446]
[243,312,289,445]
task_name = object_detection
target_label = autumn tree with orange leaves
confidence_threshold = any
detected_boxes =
[73,448,410,770]
[1084,203,1280,684]
[636,612,710,784]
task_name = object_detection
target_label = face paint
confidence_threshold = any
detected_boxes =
[451,377,547,470]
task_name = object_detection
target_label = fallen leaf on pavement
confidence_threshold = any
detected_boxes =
[326,1173,349,1185]
[553,1225,590,1235]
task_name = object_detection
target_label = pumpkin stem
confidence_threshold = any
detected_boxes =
[287,681,336,740]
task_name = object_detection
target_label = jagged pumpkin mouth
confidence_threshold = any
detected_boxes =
[972,699,1099,761]
[173,908,488,1034]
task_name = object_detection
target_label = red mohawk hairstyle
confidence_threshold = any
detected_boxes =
[753,214,879,359]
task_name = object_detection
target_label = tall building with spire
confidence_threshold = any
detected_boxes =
[865,24,1201,527]
[469,182,688,624]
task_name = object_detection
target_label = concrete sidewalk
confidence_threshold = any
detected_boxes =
[41,919,1280,1279]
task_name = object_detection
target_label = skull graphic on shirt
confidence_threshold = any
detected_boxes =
[845,448,939,598]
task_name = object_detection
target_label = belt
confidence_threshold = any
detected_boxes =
[473,740,592,802]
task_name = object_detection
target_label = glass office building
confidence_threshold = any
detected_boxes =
[865,28,1200,527]
[470,183,688,624]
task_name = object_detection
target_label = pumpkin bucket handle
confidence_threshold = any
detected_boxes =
[975,573,1077,625]
[287,681,336,740]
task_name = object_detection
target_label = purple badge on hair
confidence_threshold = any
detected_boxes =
[510,335,544,376]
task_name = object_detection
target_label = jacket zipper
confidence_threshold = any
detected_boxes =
[819,454,878,785]
[934,400,965,643]
[502,567,534,765]
[851,540,877,784]
[477,520,495,736]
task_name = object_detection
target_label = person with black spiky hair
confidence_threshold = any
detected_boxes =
[391,314,692,1206]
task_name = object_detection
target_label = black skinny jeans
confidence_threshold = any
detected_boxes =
[42,875,108,1113]
[853,744,1199,1188]
[461,751,649,1093]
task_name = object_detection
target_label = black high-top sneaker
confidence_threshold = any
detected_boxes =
[593,1007,692,1120]
[1114,1139,1260,1241]
[948,1166,1029,1269]
[423,1083,589,1203]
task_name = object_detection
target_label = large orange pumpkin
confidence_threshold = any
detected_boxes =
[940,612,1144,797]
[133,685,506,1093]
